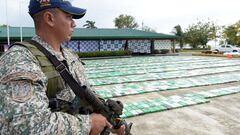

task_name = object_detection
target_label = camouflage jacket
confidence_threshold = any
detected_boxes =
[0,36,91,135]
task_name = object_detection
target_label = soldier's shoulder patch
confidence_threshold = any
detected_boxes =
[0,72,39,83]
[10,80,33,103]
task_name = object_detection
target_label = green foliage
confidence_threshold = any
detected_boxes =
[184,20,219,48]
[0,24,8,27]
[179,49,208,52]
[153,50,160,54]
[0,52,3,56]
[114,14,138,29]
[223,20,240,46]
[153,49,169,54]
[83,20,97,29]
[77,50,130,58]
[182,48,209,50]
[160,49,170,54]
[201,50,213,54]
[172,25,184,49]
[142,25,156,33]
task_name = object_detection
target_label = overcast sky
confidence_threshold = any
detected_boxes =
[0,0,239,34]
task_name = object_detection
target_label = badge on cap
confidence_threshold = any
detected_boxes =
[38,0,51,7]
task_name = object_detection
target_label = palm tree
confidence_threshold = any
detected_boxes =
[83,20,97,29]
[172,25,184,49]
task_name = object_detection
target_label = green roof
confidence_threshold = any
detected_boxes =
[0,26,176,41]
[0,27,35,40]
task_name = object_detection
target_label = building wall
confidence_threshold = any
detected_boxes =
[63,39,172,54]
[64,41,79,52]
[64,40,99,52]
[154,40,172,50]
[128,40,151,53]
[64,40,127,52]
[100,40,126,51]
[80,40,99,52]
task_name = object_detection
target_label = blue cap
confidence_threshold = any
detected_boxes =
[28,0,86,19]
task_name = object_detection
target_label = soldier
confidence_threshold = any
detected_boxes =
[0,0,124,134]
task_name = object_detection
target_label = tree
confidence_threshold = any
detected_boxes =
[83,20,97,29]
[142,25,156,33]
[0,24,8,27]
[114,14,138,29]
[184,20,218,48]
[172,25,184,49]
[223,20,240,46]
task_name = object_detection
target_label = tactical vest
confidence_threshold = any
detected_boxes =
[14,41,65,98]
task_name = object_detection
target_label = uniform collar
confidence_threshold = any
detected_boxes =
[32,36,66,61]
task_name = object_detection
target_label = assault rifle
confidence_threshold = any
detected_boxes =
[27,40,133,135]
[49,86,133,135]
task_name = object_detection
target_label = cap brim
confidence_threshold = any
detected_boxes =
[60,6,86,19]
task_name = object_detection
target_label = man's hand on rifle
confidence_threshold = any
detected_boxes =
[90,113,111,135]
[111,125,125,135]
[90,113,126,135]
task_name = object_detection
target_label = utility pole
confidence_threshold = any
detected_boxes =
[5,0,10,45]
[19,0,23,42]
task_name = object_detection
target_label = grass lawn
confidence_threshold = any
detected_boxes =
[178,49,208,52]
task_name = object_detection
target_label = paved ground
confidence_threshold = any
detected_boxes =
[114,82,240,135]
[85,55,240,135]
[178,52,201,56]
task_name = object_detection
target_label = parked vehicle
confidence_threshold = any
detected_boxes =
[212,44,240,53]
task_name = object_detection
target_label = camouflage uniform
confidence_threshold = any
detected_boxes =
[0,36,91,135]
